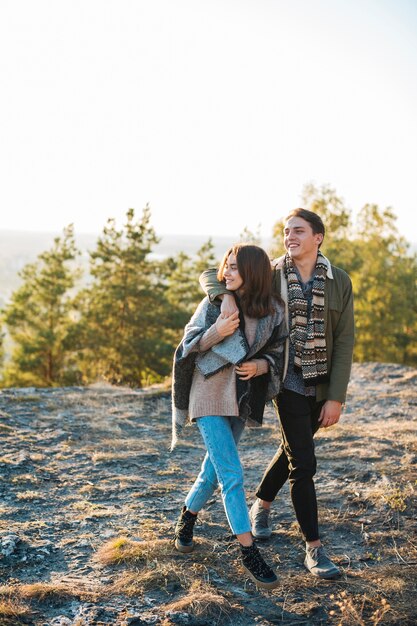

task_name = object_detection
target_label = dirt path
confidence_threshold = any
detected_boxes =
[0,362,416,625]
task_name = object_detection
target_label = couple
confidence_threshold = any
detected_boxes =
[171,208,354,590]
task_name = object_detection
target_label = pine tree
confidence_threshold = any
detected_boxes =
[269,218,286,259]
[0,331,4,375]
[239,225,262,246]
[77,206,177,386]
[164,238,218,317]
[301,183,359,273]
[351,204,417,365]
[1,225,81,386]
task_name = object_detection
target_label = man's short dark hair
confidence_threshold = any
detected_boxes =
[285,208,325,238]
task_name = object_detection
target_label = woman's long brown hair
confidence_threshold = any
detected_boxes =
[217,243,274,318]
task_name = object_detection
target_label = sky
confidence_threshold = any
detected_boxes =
[1,0,417,242]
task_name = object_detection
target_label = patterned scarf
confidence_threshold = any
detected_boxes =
[284,251,329,385]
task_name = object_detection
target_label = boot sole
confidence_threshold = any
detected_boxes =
[242,565,279,590]
[174,539,194,553]
[306,569,341,579]
[304,562,341,579]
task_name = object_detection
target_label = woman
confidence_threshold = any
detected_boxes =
[171,244,286,589]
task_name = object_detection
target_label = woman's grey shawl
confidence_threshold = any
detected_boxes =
[171,297,286,449]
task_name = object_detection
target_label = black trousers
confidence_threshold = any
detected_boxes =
[255,389,324,542]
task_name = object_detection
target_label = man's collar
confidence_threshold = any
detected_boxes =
[272,253,334,279]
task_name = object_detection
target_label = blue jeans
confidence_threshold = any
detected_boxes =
[185,415,251,536]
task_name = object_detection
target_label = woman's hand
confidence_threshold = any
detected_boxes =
[235,361,258,380]
[215,310,240,337]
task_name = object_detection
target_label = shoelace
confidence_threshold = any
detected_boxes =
[176,513,196,540]
[254,507,270,523]
[308,546,324,563]
[308,546,336,568]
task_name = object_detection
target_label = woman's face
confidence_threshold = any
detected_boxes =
[222,253,244,292]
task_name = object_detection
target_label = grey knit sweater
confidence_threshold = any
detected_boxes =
[171,297,286,449]
[188,315,270,420]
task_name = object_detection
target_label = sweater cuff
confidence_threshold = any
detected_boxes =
[253,358,269,376]
[198,324,223,352]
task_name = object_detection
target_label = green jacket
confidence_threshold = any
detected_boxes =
[199,254,354,404]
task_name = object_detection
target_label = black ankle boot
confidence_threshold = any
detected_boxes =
[240,543,279,589]
[174,506,197,553]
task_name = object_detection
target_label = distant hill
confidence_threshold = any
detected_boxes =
[0,230,272,306]
[0,229,251,259]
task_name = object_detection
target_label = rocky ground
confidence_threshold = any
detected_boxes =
[0,362,416,626]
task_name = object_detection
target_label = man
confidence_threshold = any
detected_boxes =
[199,208,354,579]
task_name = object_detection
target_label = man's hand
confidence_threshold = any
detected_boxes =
[220,294,239,318]
[235,361,258,380]
[215,310,240,337]
[318,400,343,428]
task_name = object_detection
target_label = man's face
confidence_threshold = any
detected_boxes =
[283,216,323,261]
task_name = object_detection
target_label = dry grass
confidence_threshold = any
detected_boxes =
[0,506,16,517]
[11,474,40,485]
[98,437,143,447]
[146,482,179,494]
[28,453,46,462]
[323,566,417,625]
[0,597,31,624]
[162,580,237,623]
[94,536,174,565]
[110,562,186,595]
[78,482,99,495]
[70,500,118,519]
[156,464,182,476]
[5,519,47,532]
[0,423,14,434]
[138,518,173,540]
[0,581,97,602]
[329,591,391,626]
[0,581,98,626]
[15,490,46,501]
[0,456,18,465]
[0,582,98,625]
[91,448,158,463]
[364,481,414,513]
